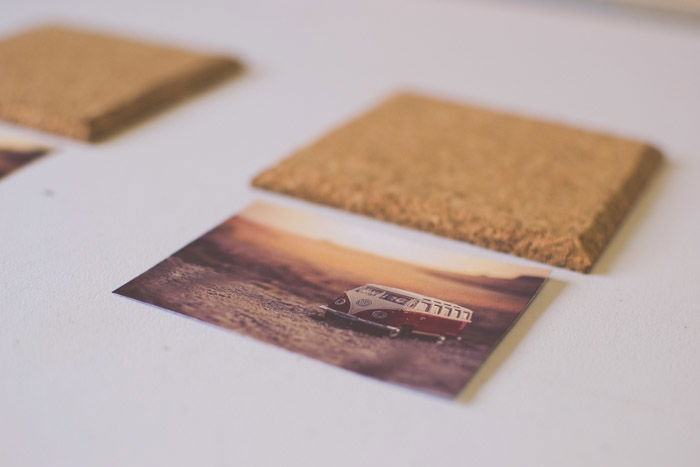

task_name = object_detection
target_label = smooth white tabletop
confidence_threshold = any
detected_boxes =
[2,1,699,466]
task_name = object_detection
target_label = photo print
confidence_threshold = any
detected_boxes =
[115,202,550,397]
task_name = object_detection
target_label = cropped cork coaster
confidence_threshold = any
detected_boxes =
[253,93,662,272]
[0,25,241,141]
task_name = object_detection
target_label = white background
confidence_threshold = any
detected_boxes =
[1,1,699,466]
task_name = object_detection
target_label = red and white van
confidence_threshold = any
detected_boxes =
[321,284,473,341]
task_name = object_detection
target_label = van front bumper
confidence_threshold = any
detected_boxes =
[320,305,400,337]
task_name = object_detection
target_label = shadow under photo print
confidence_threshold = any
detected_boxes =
[114,202,550,398]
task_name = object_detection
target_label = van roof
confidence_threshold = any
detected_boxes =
[362,284,472,311]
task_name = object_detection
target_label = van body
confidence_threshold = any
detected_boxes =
[321,284,473,340]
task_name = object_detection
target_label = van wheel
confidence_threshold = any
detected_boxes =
[400,325,414,337]
[388,328,400,338]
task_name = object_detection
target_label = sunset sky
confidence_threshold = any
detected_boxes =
[239,201,549,280]
[0,136,51,152]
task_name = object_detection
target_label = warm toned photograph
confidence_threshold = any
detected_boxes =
[0,136,51,179]
[115,202,549,397]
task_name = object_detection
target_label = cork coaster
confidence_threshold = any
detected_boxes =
[253,93,662,272]
[0,25,241,141]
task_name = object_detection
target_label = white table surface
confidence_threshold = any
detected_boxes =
[1,1,699,466]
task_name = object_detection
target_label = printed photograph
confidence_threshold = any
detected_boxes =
[115,202,550,397]
[0,136,51,179]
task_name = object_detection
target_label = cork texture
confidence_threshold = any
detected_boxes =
[253,93,663,272]
[0,25,241,141]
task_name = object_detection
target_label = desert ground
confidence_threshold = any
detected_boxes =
[115,216,546,398]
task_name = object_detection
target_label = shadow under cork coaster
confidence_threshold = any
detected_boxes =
[590,158,671,274]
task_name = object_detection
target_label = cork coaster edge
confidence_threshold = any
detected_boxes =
[88,57,242,142]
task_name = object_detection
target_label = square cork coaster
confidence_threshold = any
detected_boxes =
[253,93,662,272]
[0,25,241,141]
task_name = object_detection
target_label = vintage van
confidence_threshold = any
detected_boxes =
[321,284,473,341]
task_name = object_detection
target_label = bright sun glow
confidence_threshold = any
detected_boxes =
[239,201,549,279]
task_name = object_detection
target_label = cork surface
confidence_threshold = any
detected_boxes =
[0,25,241,141]
[253,93,663,272]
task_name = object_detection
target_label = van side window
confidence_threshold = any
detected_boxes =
[415,301,431,313]
[432,304,442,315]
[380,292,412,305]
[358,286,383,296]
